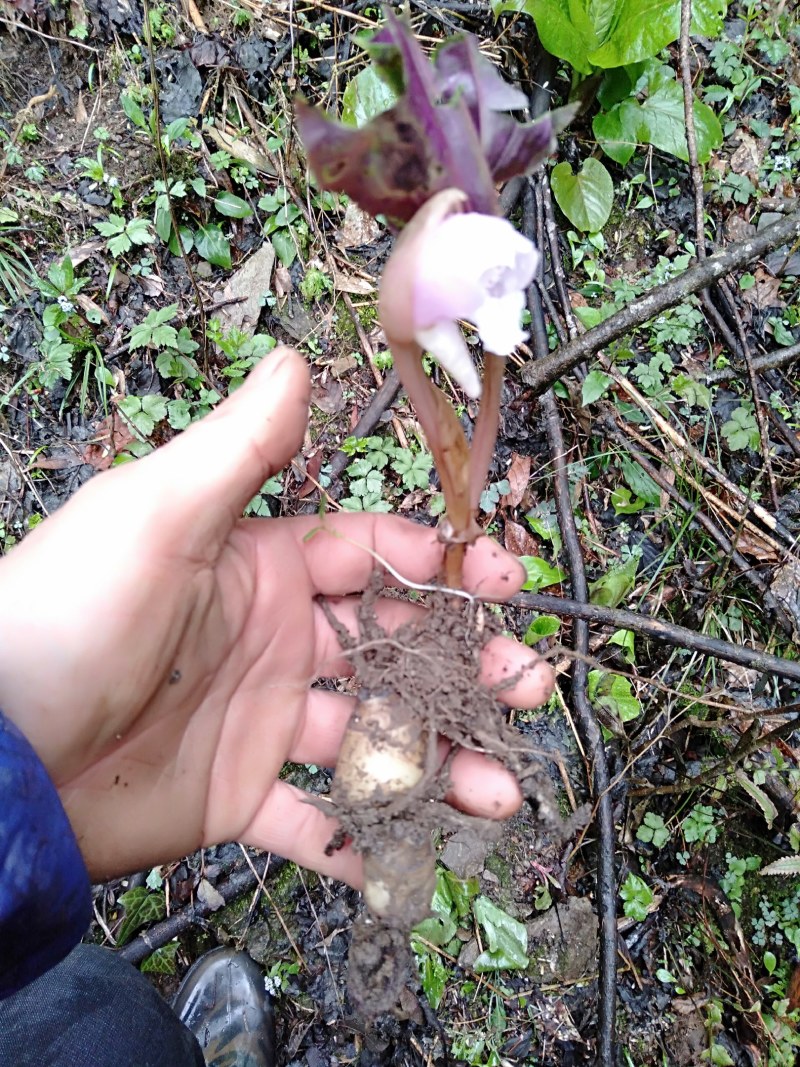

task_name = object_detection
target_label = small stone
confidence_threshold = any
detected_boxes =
[441,828,490,879]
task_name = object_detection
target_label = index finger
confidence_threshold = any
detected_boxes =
[288,513,526,600]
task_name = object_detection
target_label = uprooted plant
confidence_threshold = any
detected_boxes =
[298,13,575,1015]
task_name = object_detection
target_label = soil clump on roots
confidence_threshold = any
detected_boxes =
[319,574,566,1017]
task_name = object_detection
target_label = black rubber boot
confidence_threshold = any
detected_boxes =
[172,948,276,1067]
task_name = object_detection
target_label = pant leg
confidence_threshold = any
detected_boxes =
[0,943,204,1067]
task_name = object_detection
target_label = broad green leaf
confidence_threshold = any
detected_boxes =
[672,373,711,409]
[271,229,296,268]
[581,369,613,405]
[95,214,126,237]
[588,670,642,722]
[588,0,682,68]
[127,217,155,245]
[195,224,231,269]
[589,554,639,607]
[551,158,613,233]
[140,941,179,974]
[213,191,253,219]
[342,65,399,127]
[519,555,566,592]
[107,232,132,257]
[116,886,166,945]
[620,456,661,505]
[498,0,607,75]
[691,0,727,37]
[639,82,723,163]
[472,896,529,971]
[593,100,644,165]
[141,394,167,422]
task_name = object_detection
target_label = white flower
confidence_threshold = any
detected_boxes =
[411,213,539,398]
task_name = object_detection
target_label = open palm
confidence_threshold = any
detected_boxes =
[0,349,553,883]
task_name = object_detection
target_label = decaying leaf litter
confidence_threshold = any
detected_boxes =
[1,1,800,1064]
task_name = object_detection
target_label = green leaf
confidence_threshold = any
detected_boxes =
[519,555,566,592]
[472,896,529,971]
[721,406,759,451]
[415,949,449,1010]
[141,394,168,422]
[760,856,800,877]
[195,224,231,269]
[609,628,636,663]
[639,82,723,163]
[763,950,777,975]
[619,873,653,922]
[734,770,778,829]
[589,554,639,607]
[611,486,647,515]
[588,1,681,67]
[108,232,132,257]
[140,941,179,975]
[620,456,661,505]
[120,90,147,129]
[551,158,613,233]
[636,811,669,848]
[691,0,727,37]
[493,0,610,75]
[271,228,296,268]
[524,615,561,643]
[94,214,126,237]
[672,373,711,409]
[213,191,253,218]
[581,369,613,405]
[127,217,155,246]
[588,670,642,722]
[593,100,645,165]
[116,887,166,945]
[342,65,399,127]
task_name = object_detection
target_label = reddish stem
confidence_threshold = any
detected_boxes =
[468,353,506,514]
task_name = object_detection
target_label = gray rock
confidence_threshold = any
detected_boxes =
[526,897,598,984]
[440,828,491,879]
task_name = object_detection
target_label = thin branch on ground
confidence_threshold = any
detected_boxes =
[600,358,797,548]
[117,855,287,965]
[520,211,800,395]
[706,338,800,382]
[326,370,402,483]
[602,413,794,633]
[525,178,617,1067]
[510,592,800,684]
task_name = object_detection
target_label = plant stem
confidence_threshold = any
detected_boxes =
[468,353,506,514]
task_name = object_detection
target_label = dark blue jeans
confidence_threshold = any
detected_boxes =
[0,944,203,1066]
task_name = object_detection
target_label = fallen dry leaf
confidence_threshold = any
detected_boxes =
[212,241,276,335]
[81,415,136,470]
[311,378,345,415]
[740,267,784,310]
[338,200,382,247]
[503,518,537,557]
[298,451,323,498]
[501,452,531,509]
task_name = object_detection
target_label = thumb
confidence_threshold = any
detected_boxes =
[145,346,310,544]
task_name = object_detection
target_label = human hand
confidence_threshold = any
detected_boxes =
[0,347,553,883]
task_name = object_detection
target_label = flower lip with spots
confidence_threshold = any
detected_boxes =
[412,211,539,398]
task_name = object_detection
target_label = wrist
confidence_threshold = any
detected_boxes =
[0,708,91,998]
